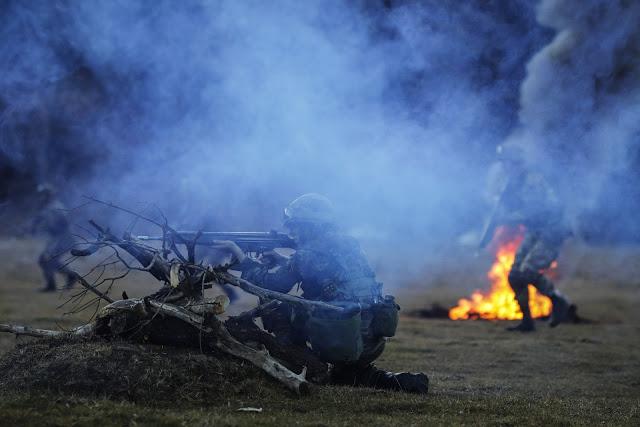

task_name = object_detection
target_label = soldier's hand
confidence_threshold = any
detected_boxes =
[210,240,246,264]
[260,250,288,268]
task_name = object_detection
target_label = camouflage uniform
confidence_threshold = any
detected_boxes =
[228,193,427,393]
[33,199,76,291]
[500,171,571,327]
[237,233,387,364]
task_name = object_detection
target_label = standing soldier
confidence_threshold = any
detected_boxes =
[479,145,572,332]
[32,184,76,292]
[214,193,428,393]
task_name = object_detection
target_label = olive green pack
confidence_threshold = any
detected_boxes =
[371,295,399,338]
[306,310,363,363]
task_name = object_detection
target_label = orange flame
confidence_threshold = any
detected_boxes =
[449,227,553,320]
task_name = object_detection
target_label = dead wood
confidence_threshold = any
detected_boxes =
[225,316,329,384]
[231,300,281,323]
[0,296,314,394]
[143,299,311,394]
[216,271,345,314]
[3,206,334,395]
[0,322,95,338]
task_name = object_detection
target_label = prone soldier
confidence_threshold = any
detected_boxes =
[215,193,429,393]
[480,145,572,332]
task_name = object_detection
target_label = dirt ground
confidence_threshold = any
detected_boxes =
[0,238,639,426]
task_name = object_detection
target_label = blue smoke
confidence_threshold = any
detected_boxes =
[0,0,549,280]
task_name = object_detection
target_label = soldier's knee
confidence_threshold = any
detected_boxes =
[508,269,541,292]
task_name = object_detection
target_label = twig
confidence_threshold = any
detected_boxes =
[71,271,115,303]
[83,196,164,228]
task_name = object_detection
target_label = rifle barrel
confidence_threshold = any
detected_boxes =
[134,231,295,250]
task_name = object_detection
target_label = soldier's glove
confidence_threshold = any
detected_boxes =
[209,240,246,264]
[260,250,288,268]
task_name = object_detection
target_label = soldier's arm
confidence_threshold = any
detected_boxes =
[234,257,301,294]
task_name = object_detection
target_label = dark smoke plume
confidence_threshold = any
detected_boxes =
[511,0,640,243]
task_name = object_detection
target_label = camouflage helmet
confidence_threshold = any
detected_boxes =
[283,193,335,225]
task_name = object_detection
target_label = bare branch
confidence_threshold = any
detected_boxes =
[0,322,95,338]
[216,271,345,314]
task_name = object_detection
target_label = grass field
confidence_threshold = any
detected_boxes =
[0,238,639,426]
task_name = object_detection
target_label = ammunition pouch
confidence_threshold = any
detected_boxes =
[306,304,363,363]
[371,295,399,338]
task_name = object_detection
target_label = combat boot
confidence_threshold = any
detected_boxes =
[507,295,535,332]
[64,273,76,290]
[345,364,428,394]
[506,318,535,332]
[549,291,570,328]
[393,372,429,394]
[38,277,57,293]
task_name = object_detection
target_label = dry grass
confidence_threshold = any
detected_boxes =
[0,238,639,426]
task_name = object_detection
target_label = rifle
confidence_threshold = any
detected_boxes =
[478,174,519,249]
[133,230,296,253]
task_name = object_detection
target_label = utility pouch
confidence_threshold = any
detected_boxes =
[306,306,363,363]
[371,295,399,337]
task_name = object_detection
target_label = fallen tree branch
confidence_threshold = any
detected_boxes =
[225,316,329,384]
[217,271,345,314]
[146,300,208,330]
[231,300,281,323]
[0,322,95,338]
[147,299,310,394]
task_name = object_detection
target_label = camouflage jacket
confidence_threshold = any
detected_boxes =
[500,171,570,237]
[236,232,382,303]
[32,200,71,238]
[32,200,75,255]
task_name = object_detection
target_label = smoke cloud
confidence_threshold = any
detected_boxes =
[1,1,552,281]
[512,0,640,242]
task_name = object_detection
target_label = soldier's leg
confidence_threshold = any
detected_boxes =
[50,257,76,289]
[520,239,571,327]
[260,302,307,346]
[331,340,428,394]
[528,269,571,328]
[330,311,428,394]
[37,253,57,292]
[507,268,538,331]
[507,233,538,331]
[48,236,77,289]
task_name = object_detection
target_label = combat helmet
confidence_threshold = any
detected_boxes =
[283,193,335,225]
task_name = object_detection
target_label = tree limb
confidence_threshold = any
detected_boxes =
[216,271,345,314]
[147,299,310,394]
[0,322,95,338]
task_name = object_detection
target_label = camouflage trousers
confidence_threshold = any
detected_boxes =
[261,303,387,386]
[38,235,75,290]
[508,230,563,307]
